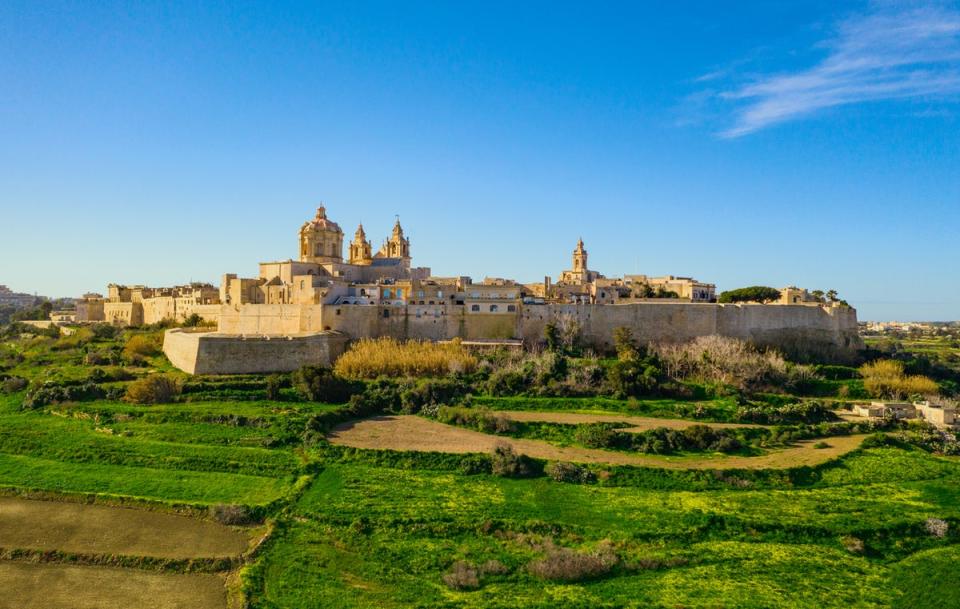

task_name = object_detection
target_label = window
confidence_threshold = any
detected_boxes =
[506,292,515,299]
[507,305,516,312]
[383,289,391,298]
[383,309,390,318]
[471,292,480,298]
[396,289,403,298]
[490,304,499,312]
[471,304,480,312]
[437,290,443,298]
[417,290,424,298]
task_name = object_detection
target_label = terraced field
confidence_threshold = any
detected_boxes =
[0,497,249,559]
[328,415,867,468]
[0,563,227,609]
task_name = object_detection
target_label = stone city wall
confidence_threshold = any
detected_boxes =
[163,328,349,375]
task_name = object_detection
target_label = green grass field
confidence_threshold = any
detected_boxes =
[0,328,958,608]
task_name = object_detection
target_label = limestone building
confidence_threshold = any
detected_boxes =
[70,204,861,373]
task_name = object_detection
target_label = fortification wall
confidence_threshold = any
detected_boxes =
[210,300,862,369]
[163,328,349,374]
[519,302,861,358]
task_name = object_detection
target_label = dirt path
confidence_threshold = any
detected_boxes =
[328,415,866,470]
[492,410,766,432]
[0,497,248,559]
[0,562,226,609]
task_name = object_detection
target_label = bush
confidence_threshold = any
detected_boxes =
[265,374,287,401]
[210,503,254,525]
[860,360,939,399]
[1,376,28,394]
[90,323,119,340]
[545,461,596,484]
[491,443,538,478]
[400,377,469,414]
[293,366,356,403]
[574,424,619,449]
[122,333,162,360]
[527,541,618,582]
[334,338,478,379]
[443,561,480,590]
[21,381,111,409]
[925,518,949,539]
[124,375,181,404]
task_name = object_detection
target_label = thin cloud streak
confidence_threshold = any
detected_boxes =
[718,4,960,137]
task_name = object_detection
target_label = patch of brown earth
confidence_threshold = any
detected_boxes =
[328,415,865,470]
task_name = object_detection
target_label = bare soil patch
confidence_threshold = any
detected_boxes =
[328,415,866,470]
[0,562,226,609]
[493,410,765,432]
[0,497,247,559]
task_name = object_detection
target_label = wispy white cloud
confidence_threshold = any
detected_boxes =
[716,3,960,137]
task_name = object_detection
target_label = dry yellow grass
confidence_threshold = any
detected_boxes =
[0,497,248,559]
[334,337,477,378]
[859,359,939,398]
[327,415,866,470]
[0,563,226,609]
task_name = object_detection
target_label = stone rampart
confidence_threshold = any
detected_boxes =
[163,328,349,374]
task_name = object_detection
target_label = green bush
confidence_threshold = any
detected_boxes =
[545,461,596,484]
[293,366,357,403]
[490,443,539,478]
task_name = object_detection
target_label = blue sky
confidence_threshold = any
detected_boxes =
[1,1,958,321]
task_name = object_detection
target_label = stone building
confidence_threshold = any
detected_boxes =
[54,203,857,373]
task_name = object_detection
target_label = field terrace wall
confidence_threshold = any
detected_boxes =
[163,328,349,374]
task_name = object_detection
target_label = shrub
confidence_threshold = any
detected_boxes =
[124,375,181,404]
[860,360,939,399]
[89,323,119,340]
[458,454,493,475]
[573,424,618,449]
[479,559,510,576]
[293,366,356,403]
[334,338,477,379]
[813,441,830,449]
[545,461,596,484]
[443,561,480,590]
[925,518,949,539]
[1,376,28,394]
[491,443,538,478]
[400,377,469,414]
[654,335,807,392]
[527,541,618,582]
[22,381,108,409]
[265,374,287,401]
[122,333,162,360]
[841,536,865,554]
[210,503,254,525]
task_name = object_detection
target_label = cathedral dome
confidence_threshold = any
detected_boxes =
[304,206,342,233]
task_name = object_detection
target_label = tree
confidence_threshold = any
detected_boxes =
[717,286,781,304]
[826,289,839,302]
[811,290,825,303]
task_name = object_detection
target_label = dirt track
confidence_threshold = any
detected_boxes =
[0,497,248,559]
[328,415,866,470]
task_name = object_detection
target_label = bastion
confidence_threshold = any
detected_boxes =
[163,328,349,375]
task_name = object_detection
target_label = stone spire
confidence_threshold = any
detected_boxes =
[573,238,588,272]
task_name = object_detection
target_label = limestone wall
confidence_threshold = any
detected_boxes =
[163,328,349,374]
[212,300,862,367]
